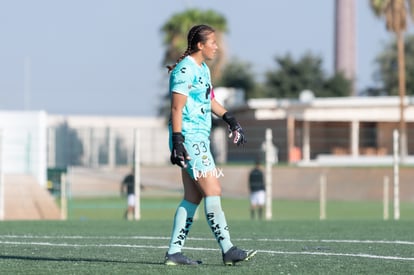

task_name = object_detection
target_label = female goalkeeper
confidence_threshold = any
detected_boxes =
[164,24,257,266]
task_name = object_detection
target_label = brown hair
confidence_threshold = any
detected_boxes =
[166,24,215,73]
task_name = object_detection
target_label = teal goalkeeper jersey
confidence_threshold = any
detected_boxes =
[169,56,213,138]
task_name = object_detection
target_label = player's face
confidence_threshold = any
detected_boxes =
[201,32,218,61]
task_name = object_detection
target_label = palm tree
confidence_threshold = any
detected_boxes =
[161,9,228,82]
[370,0,414,160]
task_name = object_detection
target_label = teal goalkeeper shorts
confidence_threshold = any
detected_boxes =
[170,133,218,180]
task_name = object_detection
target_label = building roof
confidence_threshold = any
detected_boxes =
[247,96,414,122]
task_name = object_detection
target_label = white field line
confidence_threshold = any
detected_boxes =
[258,249,414,261]
[1,237,414,262]
[1,235,414,246]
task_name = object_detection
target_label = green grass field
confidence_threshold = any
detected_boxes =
[1,197,414,274]
[1,220,413,274]
[66,196,414,221]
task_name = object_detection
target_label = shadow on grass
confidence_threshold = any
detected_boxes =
[0,254,163,265]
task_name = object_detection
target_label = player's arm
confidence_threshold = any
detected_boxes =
[211,97,227,118]
[211,98,246,146]
[171,92,187,133]
[170,92,190,168]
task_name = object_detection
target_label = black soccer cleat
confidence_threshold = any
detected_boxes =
[164,252,202,265]
[222,246,257,266]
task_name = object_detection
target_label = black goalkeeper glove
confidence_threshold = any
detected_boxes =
[222,112,246,146]
[170,132,190,168]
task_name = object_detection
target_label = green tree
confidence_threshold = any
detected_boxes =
[160,9,227,82]
[264,53,351,99]
[374,35,414,96]
[54,122,83,167]
[322,71,352,97]
[369,0,414,158]
[216,58,257,99]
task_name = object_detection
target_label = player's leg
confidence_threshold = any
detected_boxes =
[198,174,257,265]
[250,192,258,220]
[258,206,263,220]
[257,190,266,220]
[198,174,233,251]
[182,137,256,265]
[127,194,135,221]
[165,170,202,265]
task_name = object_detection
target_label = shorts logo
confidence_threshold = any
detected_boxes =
[201,155,211,166]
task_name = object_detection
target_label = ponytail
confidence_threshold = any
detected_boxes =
[166,48,192,73]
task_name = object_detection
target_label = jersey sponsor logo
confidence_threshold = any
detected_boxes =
[180,67,187,74]
[205,84,211,99]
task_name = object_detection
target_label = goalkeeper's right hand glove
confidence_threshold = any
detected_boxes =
[222,112,247,146]
[170,132,190,168]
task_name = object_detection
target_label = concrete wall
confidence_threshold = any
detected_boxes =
[47,114,170,167]
[0,111,47,186]
[69,165,414,202]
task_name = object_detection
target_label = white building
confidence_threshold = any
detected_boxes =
[0,111,47,186]
[1,95,414,188]
[231,95,414,165]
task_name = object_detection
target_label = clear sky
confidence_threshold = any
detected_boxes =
[0,0,412,117]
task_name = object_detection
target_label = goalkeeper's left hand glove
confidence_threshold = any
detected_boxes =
[170,132,190,168]
[222,112,246,146]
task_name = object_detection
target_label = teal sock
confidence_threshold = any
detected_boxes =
[168,200,198,254]
[204,196,233,253]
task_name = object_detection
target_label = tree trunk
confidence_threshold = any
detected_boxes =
[397,30,408,161]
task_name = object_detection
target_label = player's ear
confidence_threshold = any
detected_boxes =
[197,41,203,51]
